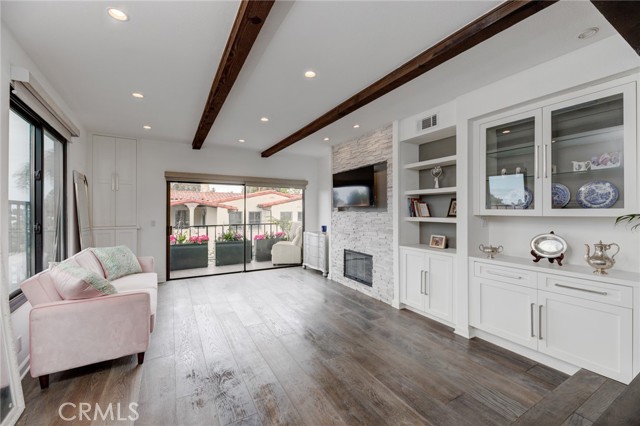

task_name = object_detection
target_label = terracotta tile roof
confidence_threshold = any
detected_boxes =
[257,195,303,208]
[170,189,298,210]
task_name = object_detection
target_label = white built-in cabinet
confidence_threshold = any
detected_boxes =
[303,231,328,276]
[470,258,633,383]
[477,80,636,217]
[92,135,138,254]
[400,246,453,324]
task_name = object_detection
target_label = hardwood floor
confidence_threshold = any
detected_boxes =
[16,267,625,425]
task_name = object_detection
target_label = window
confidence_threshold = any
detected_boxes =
[229,211,242,225]
[297,212,303,222]
[8,99,66,299]
[175,210,189,227]
[280,212,292,221]
[249,211,261,224]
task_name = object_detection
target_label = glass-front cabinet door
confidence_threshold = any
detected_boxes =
[479,80,636,217]
[479,110,542,215]
[542,82,636,216]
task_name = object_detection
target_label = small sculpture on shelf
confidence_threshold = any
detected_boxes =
[585,241,619,275]
[479,244,503,259]
[431,166,443,189]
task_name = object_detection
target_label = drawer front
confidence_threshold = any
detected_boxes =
[473,262,536,289]
[538,273,632,308]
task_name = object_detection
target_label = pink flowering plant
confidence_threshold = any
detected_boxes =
[253,231,288,241]
[189,235,210,244]
[218,228,245,241]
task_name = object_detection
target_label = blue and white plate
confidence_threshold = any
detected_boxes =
[515,187,533,209]
[551,183,571,208]
[576,181,619,209]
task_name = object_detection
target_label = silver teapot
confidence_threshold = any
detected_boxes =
[479,244,503,259]
[584,241,620,275]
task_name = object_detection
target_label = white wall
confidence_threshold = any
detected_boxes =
[137,139,321,282]
[458,36,640,272]
[1,23,89,368]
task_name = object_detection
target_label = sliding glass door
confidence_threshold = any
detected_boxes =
[167,181,304,279]
[8,103,66,298]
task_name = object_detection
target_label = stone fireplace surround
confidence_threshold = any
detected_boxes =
[331,125,393,304]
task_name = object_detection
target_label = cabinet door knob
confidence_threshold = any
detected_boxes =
[535,145,540,179]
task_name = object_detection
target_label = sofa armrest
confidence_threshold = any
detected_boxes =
[29,292,151,377]
[137,256,155,273]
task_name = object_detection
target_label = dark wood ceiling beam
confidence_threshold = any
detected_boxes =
[192,0,275,150]
[591,1,640,55]
[261,0,555,158]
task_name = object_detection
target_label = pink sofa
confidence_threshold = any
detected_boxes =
[20,250,157,389]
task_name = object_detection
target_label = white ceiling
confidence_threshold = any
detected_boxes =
[1,1,621,158]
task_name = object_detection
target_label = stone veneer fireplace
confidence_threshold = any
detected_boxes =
[331,125,393,303]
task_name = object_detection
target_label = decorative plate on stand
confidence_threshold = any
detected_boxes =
[551,183,571,208]
[515,187,533,209]
[576,181,619,208]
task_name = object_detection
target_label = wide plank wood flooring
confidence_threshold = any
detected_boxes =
[16,267,625,425]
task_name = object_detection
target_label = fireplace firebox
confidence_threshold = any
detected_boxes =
[344,250,373,286]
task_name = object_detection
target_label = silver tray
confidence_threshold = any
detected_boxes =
[530,233,567,258]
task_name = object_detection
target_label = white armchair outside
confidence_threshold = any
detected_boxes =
[271,226,303,265]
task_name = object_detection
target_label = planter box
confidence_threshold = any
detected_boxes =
[215,241,252,266]
[170,243,208,271]
[254,238,284,262]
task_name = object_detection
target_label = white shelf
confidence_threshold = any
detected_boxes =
[401,244,457,255]
[405,187,457,196]
[405,217,456,224]
[405,155,457,171]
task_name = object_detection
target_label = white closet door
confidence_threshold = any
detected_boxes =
[115,138,137,226]
[92,135,116,227]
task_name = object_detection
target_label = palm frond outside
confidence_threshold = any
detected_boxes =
[615,214,640,231]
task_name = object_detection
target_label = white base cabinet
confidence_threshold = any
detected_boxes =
[303,232,328,276]
[400,246,453,324]
[470,257,633,383]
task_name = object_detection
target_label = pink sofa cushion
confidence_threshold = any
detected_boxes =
[71,249,106,277]
[50,262,117,300]
[91,246,142,280]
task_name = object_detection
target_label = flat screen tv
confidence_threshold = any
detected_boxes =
[332,164,375,208]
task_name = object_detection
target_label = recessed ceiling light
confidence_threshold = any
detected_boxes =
[304,70,317,79]
[578,27,599,39]
[502,129,511,134]
[132,92,144,99]
[238,139,245,143]
[260,117,269,122]
[107,8,128,22]
[353,124,360,129]
[323,137,330,141]
[143,125,151,130]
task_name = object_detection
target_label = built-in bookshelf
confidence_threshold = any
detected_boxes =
[400,129,457,250]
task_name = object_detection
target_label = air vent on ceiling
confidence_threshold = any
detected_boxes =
[418,114,438,132]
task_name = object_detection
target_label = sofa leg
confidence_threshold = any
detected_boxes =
[138,352,145,365]
[39,375,49,390]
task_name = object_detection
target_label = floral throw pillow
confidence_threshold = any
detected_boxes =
[51,262,116,299]
[91,246,142,280]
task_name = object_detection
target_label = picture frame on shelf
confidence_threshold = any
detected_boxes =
[429,234,447,249]
[417,202,430,217]
[447,198,457,217]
